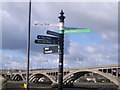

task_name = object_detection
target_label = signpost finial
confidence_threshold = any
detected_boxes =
[58,10,66,22]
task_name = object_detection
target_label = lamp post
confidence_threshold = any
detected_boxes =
[25,0,31,89]
[58,10,66,90]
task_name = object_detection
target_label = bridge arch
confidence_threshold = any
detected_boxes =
[29,73,56,84]
[12,74,23,81]
[63,69,119,86]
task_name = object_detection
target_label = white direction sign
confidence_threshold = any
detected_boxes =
[33,22,59,27]
[43,46,58,54]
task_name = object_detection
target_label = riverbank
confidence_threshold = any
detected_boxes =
[3,81,118,90]
[74,82,118,89]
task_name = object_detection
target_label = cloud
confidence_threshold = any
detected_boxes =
[84,46,96,53]
[5,61,24,69]
[1,2,118,69]
[64,39,118,68]
[2,52,26,69]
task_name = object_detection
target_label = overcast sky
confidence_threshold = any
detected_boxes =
[1,1,118,69]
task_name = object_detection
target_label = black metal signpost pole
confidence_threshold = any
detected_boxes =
[58,10,65,90]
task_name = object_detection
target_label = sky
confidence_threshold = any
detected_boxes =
[1,1,118,69]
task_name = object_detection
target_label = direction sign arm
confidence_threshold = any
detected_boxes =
[59,29,91,34]
[33,22,59,27]
[47,30,60,37]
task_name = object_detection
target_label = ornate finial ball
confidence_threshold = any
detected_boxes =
[60,10,64,15]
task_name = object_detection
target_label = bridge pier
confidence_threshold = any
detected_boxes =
[116,68,118,77]
[112,68,113,75]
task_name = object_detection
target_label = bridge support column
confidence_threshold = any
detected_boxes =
[101,69,103,72]
[111,68,113,75]
[116,68,118,77]
[106,69,108,74]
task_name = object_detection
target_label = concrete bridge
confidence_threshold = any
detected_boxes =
[2,64,120,89]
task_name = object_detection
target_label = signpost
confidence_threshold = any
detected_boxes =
[43,46,58,54]
[34,40,58,44]
[37,35,58,40]
[58,10,65,90]
[34,10,92,90]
